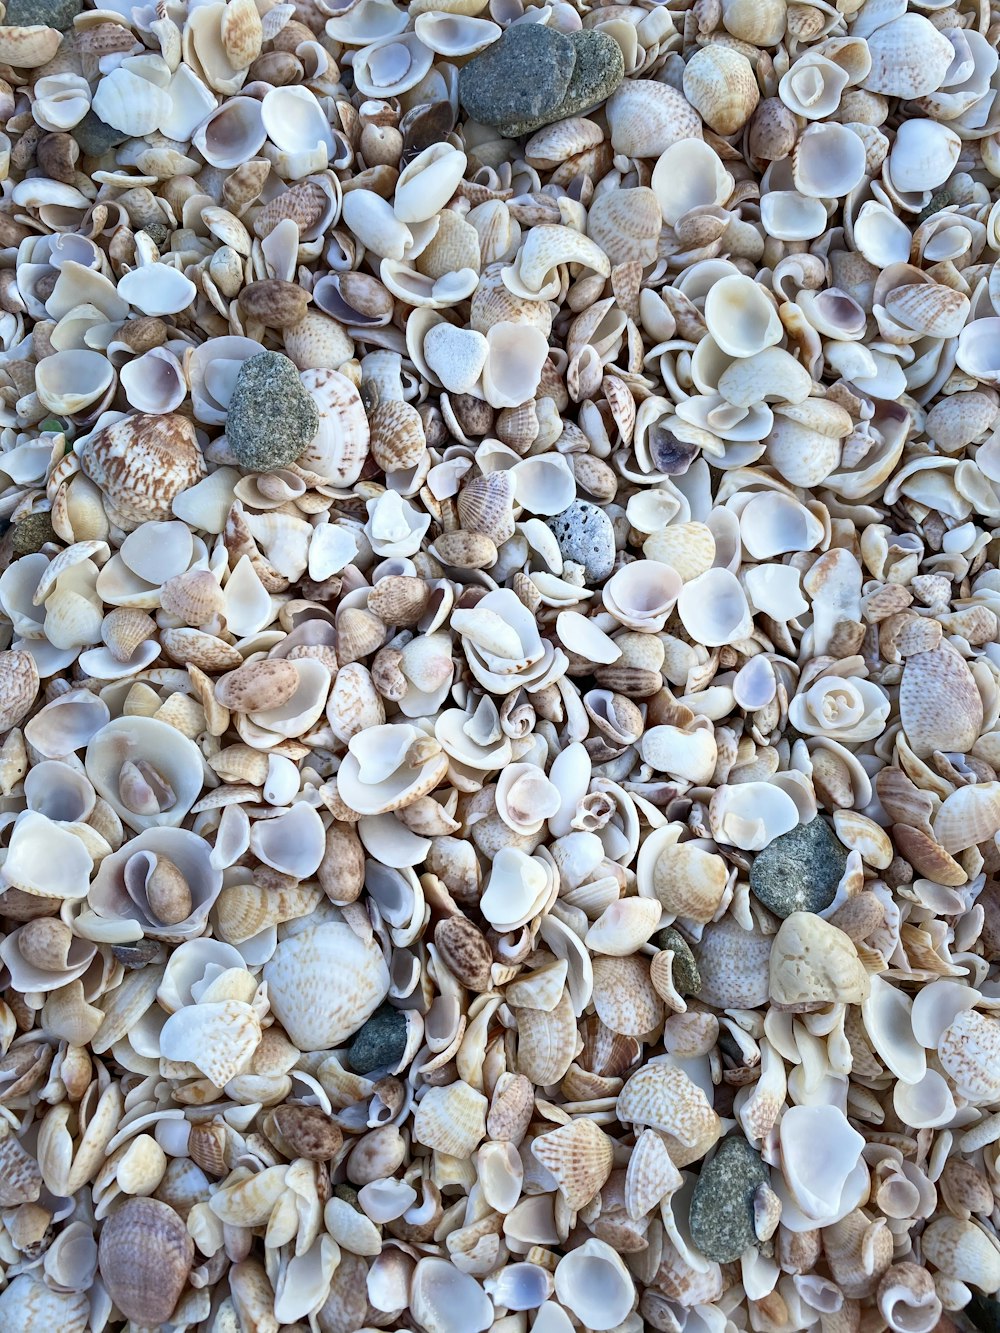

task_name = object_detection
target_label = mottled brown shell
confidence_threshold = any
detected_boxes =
[79,413,207,531]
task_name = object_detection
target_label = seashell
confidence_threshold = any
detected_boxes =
[652,139,734,228]
[35,349,114,416]
[85,716,204,832]
[79,413,207,531]
[592,954,664,1036]
[353,32,435,98]
[863,15,955,99]
[98,1197,193,1327]
[769,912,870,1007]
[193,98,267,169]
[618,1062,721,1167]
[677,568,752,647]
[637,824,728,923]
[704,274,782,359]
[683,46,760,135]
[899,642,983,759]
[160,998,262,1086]
[410,1259,494,1333]
[263,921,390,1050]
[877,1264,943,1333]
[0,1277,89,1333]
[414,1080,487,1157]
[298,368,371,484]
[553,1239,635,1333]
[921,1216,1000,1294]
[778,1104,864,1225]
[588,188,661,266]
[0,24,62,68]
[0,650,40,733]
[514,989,578,1086]
[532,1118,615,1210]
[423,323,489,396]
[606,80,703,159]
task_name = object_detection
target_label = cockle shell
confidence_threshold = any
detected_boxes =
[263,922,390,1050]
[618,1062,721,1167]
[78,414,207,531]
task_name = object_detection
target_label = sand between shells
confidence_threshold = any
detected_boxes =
[3,0,1000,1331]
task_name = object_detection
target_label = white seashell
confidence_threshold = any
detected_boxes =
[704,274,782,359]
[863,14,955,98]
[85,716,204,832]
[120,347,187,415]
[192,98,266,169]
[395,144,467,224]
[410,1258,494,1333]
[414,12,499,55]
[677,568,752,646]
[792,123,867,199]
[510,454,576,516]
[35,349,114,415]
[887,119,960,195]
[118,265,197,318]
[652,140,734,227]
[299,368,370,484]
[481,322,549,409]
[250,802,326,877]
[261,86,335,160]
[759,190,828,242]
[92,66,171,138]
[264,921,389,1050]
[342,189,413,262]
[32,73,91,132]
[778,1104,865,1224]
[710,781,799,850]
[480,847,555,930]
[160,999,262,1087]
[353,32,435,97]
[554,1239,635,1332]
[161,65,217,143]
[779,54,849,119]
[1,810,92,900]
[325,0,408,44]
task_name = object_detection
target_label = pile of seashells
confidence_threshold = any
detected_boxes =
[4,0,1000,1328]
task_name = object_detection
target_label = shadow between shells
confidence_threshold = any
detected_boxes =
[1,0,1000,1329]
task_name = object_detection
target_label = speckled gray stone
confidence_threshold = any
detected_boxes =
[347,1004,407,1075]
[4,0,80,29]
[547,500,616,583]
[226,351,319,473]
[487,29,626,136]
[652,927,701,996]
[73,111,131,158]
[11,511,56,556]
[690,1135,768,1263]
[750,817,847,918]
[459,24,575,136]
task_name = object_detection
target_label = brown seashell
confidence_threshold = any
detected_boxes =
[592,955,664,1036]
[161,628,244,672]
[368,574,431,627]
[221,0,262,69]
[487,1072,534,1145]
[160,569,225,627]
[0,24,62,68]
[102,608,156,662]
[369,400,426,472]
[98,1197,193,1326]
[317,821,366,904]
[0,650,39,733]
[431,529,498,570]
[899,642,983,759]
[457,471,515,542]
[79,413,207,531]
[215,658,300,712]
[270,1104,343,1160]
[337,607,386,666]
[891,824,967,886]
[0,1128,43,1206]
[531,1117,615,1210]
[434,915,493,991]
[617,1062,721,1167]
[238,279,311,329]
[514,989,578,1086]
[224,158,272,216]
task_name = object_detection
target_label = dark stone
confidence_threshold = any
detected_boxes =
[968,1291,1000,1333]
[547,500,616,583]
[72,111,131,158]
[458,24,576,136]
[4,0,80,29]
[749,817,847,918]
[689,1135,768,1263]
[347,1003,407,1074]
[11,511,56,556]
[543,30,625,128]
[226,351,319,473]
[652,927,701,996]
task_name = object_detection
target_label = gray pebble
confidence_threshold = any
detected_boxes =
[226,351,319,473]
[543,30,625,128]
[73,111,131,159]
[652,927,701,996]
[690,1135,768,1263]
[347,1004,407,1075]
[750,817,847,918]
[458,25,576,138]
[4,0,80,29]
[547,500,616,583]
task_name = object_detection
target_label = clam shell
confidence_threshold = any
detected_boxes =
[531,1117,615,1210]
[263,921,390,1050]
[617,1062,721,1167]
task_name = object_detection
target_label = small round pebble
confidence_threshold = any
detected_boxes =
[689,1135,768,1263]
[226,351,319,473]
[652,927,701,996]
[4,0,80,29]
[347,1003,407,1075]
[72,110,131,158]
[749,816,847,918]
[547,500,616,583]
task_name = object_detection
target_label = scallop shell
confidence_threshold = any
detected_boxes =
[298,368,371,485]
[899,642,984,759]
[531,1118,615,1211]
